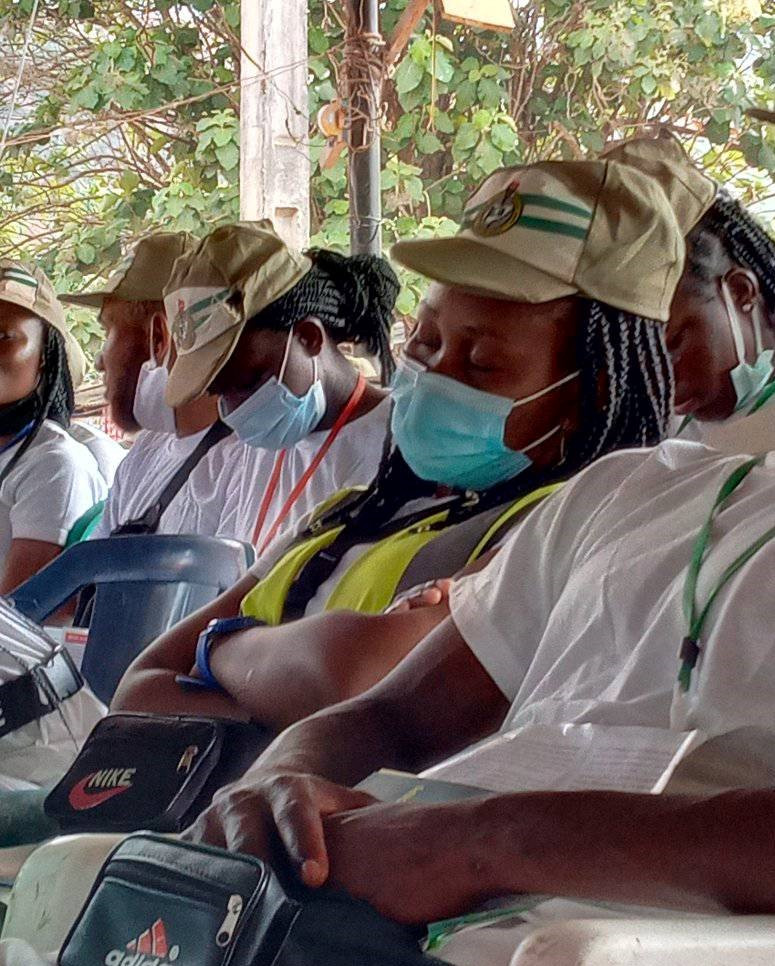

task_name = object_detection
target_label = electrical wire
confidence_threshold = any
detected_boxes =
[0,0,41,162]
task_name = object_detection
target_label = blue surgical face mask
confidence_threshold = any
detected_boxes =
[218,326,326,450]
[721,280,774,412]
[390,357,579,491]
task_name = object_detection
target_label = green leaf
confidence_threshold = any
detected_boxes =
[478,77,506,109]
[309,25,329,55]
[453,122,479,153]
[213,127,234,147]
[433,48,455,83]
[215,142,239,171]
[433,110,455,134]
[393,113,417,141]
[640,74,657,95]
[395,56,424,94]
[76,242,96,265]
[476,139,504,175]
[490,122,517,152]
[416,130,444,154]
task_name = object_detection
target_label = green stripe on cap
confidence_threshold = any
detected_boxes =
[1,268,38,289]
[518,215,590,239]
[178,290,232,330]
[518,193,592,220]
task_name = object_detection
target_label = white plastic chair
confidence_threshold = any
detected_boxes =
[0,833,125,957]
[510,916,775,965]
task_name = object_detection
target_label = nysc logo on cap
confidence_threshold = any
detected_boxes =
[465,178,524,237]
[171,288,233,352]
[462,176,594,242]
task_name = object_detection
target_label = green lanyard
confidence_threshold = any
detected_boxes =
[679,455,775,692]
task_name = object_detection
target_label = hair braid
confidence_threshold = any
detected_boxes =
[690,190,775,317]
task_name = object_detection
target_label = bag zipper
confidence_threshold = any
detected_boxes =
[216,895,243,947]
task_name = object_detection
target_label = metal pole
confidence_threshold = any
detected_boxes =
[345,0,382,256]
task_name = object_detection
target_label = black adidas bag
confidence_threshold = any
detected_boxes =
[44,713,270,833]
[59,833,431,966]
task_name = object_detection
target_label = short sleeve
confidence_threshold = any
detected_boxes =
[6,438,106,546]
[449,451,646,701]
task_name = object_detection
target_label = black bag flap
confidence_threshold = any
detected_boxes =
[59,833,297,966]
[45,713,226,830]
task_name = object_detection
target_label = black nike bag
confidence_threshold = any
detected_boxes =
[44,713,270,833]
[59,833,431,966]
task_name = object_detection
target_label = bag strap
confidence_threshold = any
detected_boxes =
[112,421,231,536]
[394,502,513,598]
[0,648,83,739]
[281,497,462,622]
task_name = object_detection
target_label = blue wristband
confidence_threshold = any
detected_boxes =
[193,617,261,692]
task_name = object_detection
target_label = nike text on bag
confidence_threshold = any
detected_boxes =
[59,833,431,966]
[45,713,270,833]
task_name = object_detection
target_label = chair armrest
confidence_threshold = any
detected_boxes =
[512,915,775,965]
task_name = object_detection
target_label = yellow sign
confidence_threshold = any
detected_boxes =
[440,0,515,32]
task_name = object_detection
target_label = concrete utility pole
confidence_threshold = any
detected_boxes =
[240,0,310,250]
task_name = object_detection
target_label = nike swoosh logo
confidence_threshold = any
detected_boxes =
[68,775,132,811]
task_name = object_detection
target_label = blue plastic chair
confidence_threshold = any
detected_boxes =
[10,535,255,704]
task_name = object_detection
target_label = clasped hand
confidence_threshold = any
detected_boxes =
[185,768,496,924]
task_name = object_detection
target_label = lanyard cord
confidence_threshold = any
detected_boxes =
[679,454,775,691]
[0,421,35,457]
[252,374,367,553]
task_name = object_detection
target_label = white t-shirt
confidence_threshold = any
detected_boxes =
[0,421,106,563]
[67,422,125,487]
[450,439,775,740]
[224,397,391,556]
[91,427,210,538]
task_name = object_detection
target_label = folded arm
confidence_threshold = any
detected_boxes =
[114,579,450,728]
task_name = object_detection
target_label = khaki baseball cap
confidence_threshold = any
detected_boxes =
[60,231,195,309]
[0,259,85,389]
[163,221,312,407]
[391,157,685,322]
[602,131,717,234]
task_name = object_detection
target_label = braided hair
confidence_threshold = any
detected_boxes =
[0,325,75,486]
[247,249,399,383]
[687,189,775,318]
[309,298,674,540]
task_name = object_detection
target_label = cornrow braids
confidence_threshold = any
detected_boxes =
[248,249,399,383]
[312,298,673,541]
[0,326,74,486]
[690,190,775,316]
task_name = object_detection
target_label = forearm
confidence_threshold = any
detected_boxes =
[249,695,407,789]
[209,607,449,731]
[245,615,506,787]
[110,665,248,719]
[477,787,775,914]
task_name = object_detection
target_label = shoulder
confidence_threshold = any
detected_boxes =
[2,421,106,504]
[17,421,100,472]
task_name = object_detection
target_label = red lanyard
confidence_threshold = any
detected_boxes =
[252,373,367,553]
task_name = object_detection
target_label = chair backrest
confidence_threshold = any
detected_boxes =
[11,535,255,704]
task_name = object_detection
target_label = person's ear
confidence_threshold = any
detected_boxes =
[294,316,325,357]
[150,311,170,365]
[722,267,760,316]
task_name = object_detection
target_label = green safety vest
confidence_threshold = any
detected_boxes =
[241,482,562,625]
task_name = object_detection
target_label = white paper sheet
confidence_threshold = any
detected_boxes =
[422,723,706,794]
